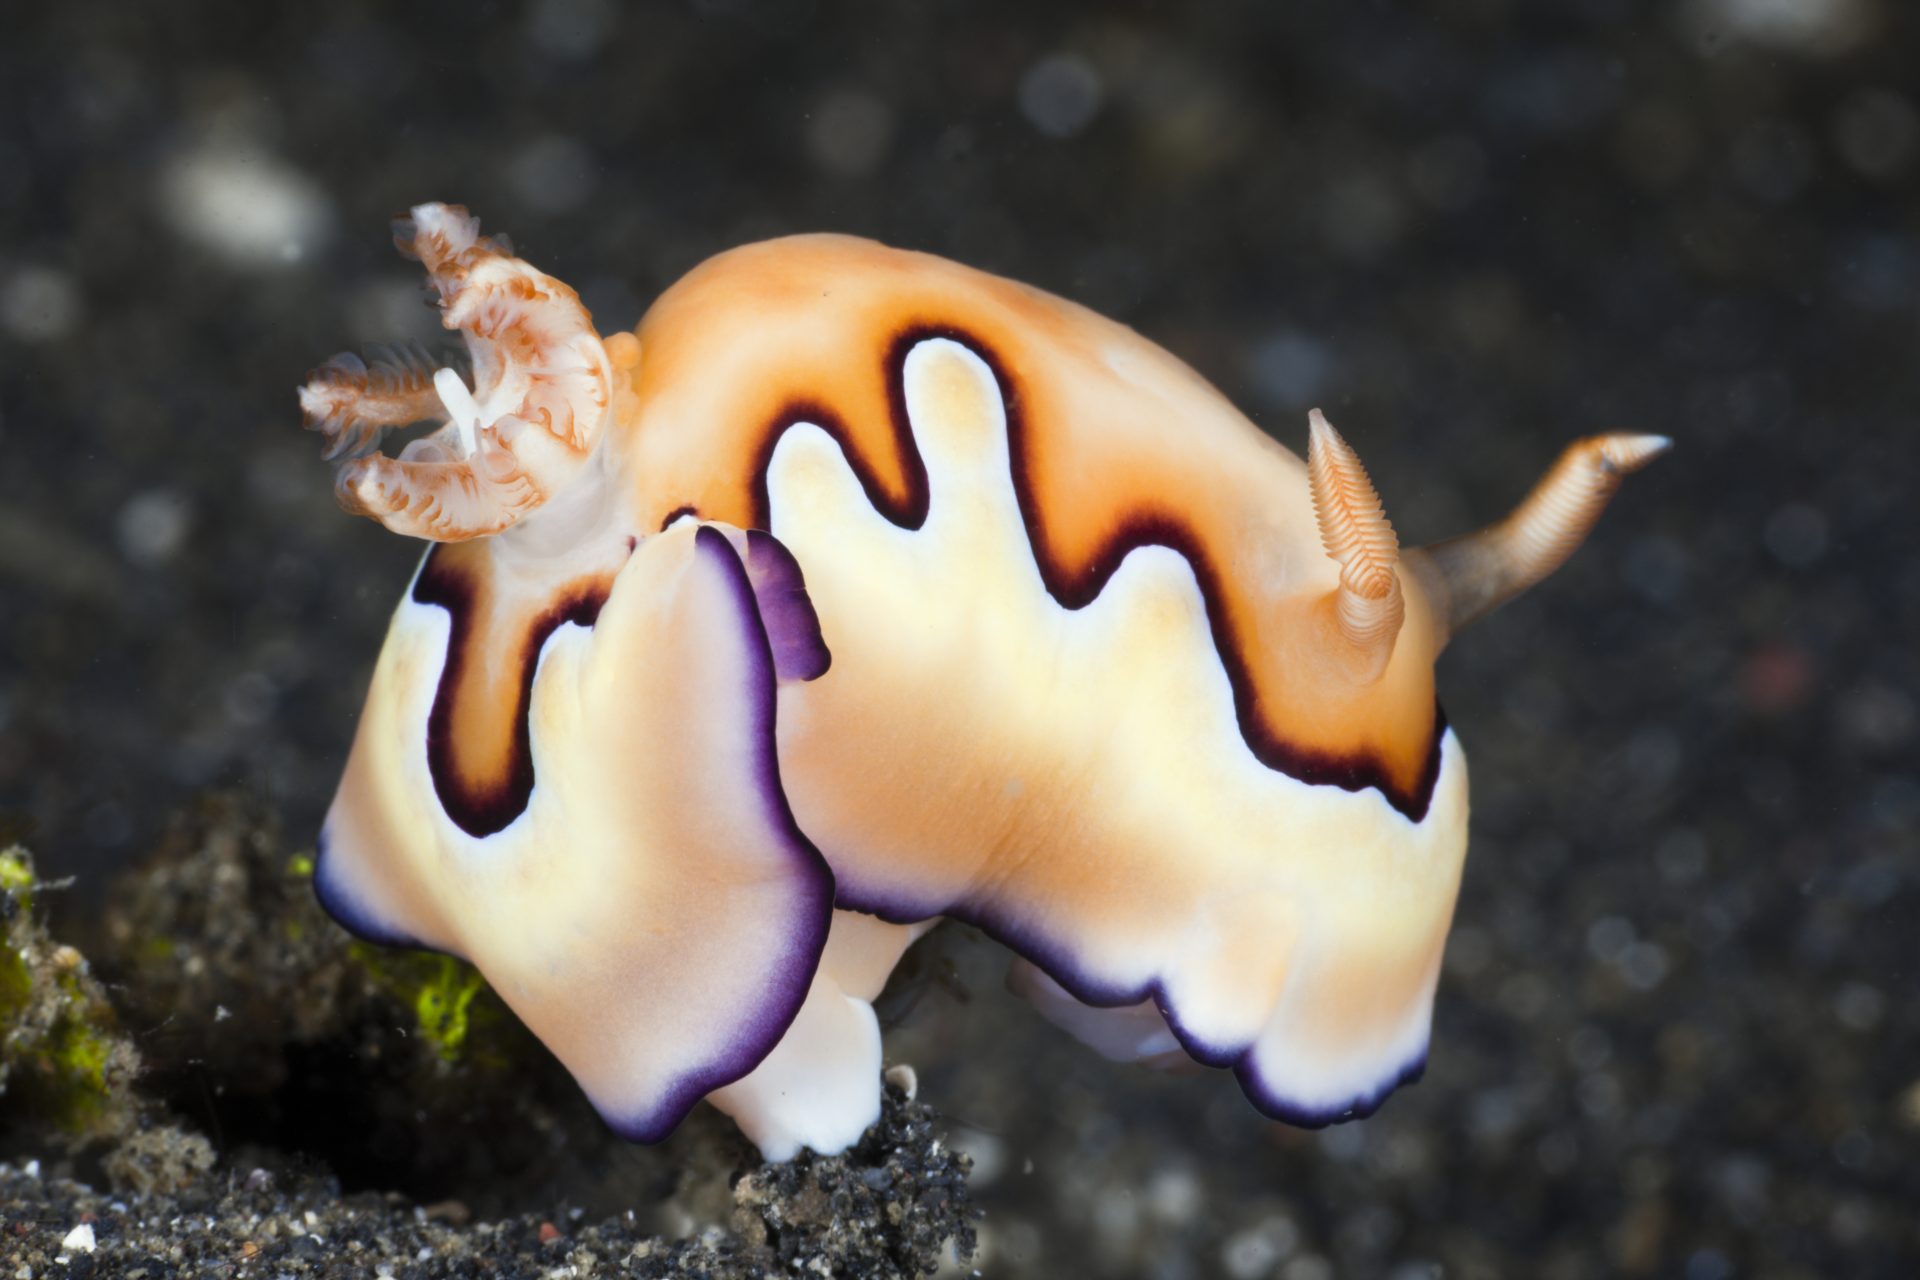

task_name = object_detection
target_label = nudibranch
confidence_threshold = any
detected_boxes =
[301,204,1666,1160]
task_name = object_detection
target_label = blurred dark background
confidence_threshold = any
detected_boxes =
[2,0,1916,1276]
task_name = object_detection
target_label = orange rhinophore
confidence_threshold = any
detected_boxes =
[301,204,1668,1159]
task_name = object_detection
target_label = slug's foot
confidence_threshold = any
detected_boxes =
[298,203,614,542]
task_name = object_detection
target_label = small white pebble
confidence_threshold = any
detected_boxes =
[884,1063,918,1099]
[62,1223,97,1253]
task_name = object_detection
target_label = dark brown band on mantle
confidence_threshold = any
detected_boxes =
[412,547,612,838]
[750,321,1447,821]
[748,377,931,534]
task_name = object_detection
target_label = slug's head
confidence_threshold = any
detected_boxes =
[298,203,616,542]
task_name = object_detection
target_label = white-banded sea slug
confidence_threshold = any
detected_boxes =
[300,204,1667,1160]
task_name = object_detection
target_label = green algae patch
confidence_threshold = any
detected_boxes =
[0,844,144,1142]
[414,956,486,1062]
[104,792,541,1100]
[345,943,512,1068]
[92,793,621,1203]
[0,848,36,907]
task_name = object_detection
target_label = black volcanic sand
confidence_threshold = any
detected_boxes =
[0,1085,973,1279]
[3,2,1918,1277]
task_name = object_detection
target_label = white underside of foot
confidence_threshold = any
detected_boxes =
[705,909,934,1160]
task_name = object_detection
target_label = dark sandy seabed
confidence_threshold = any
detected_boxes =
[0,799,975,1278]
[4,1,1920,1277]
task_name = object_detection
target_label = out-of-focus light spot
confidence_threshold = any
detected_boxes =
[1655,828,1709,885]
[1020,53,1103,140]
[1711,1155,1772,1224]
[117,489,194,567]
[84,800,131,849]
[1444,273,1528,355]
[1833,88,1918,181]
[1567,1026,1613,1071]
[806,89,895,178]
[1626,727,1682,793]
[1575,1070,1624,1120]
[1221,1217,1299,1279]
[1587,915,1637,965]
[1406,135,1487,212]
[1834,683,1914,752]
[1832,981,1885,1031]
[508,134,599,216]
[1613,103,1701,190]
[1498,971,1551,1020]
[346,278,444,350]
[224,671,279,728]
[1468,1087,1521,1144]
[158,144,333,270]
[1482,50,1620,137]
[1245,330,1334,410]
[1738,644,1815,717]
[1619,941,1670,990]
[1763,501,1827,566]
[1144,1165,1200,1224]
[1685,1247,1735,1280]
[1622,534,1690,605]
[1831,1128,1873,1171]
[1897,1080,1920,1131]
[1683,0,1872,57]
[1868,777,1919,830]
[1535,1129,1579,1175]
[945,1127,1005,1191]
[1319,171,1407,261]
[1729,120,1813,203]
[0,266,82,343]
[527,0,615,60]
[1316,1120,1366,1162]
[1834,234,1915,310]
[1444,925,1491,978]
